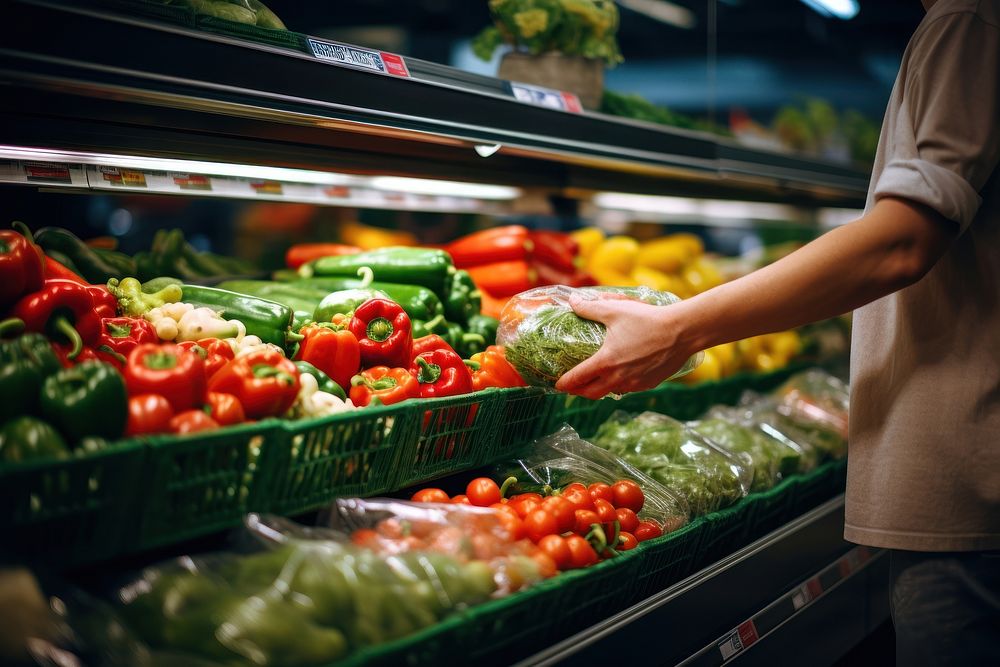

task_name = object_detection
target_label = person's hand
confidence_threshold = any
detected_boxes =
[554,294,694,399]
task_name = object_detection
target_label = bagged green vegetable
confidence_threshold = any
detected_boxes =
[498,285,701,390]
[773,369,849,442]
[703,403,810,477]
[591,411,753,516]
[688,417,791,492]
[734,392,843,464]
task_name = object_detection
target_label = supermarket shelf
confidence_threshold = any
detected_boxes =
[0,0,868,208]
[517,495,889,667]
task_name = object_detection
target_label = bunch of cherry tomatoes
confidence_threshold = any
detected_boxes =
[411,476,666,571]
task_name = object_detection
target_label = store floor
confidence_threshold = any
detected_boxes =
[833,621,895,666]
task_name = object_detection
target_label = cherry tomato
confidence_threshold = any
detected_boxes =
[411,488,450,503]
[169,410,219,434]
[574,509,601,535]
[523,509,559,543]
[125,394,174,436]
[531,551,558,579]
[351,528,379,548]
[538,534,572,570]
[565,534,598,569]
[593,498,617,524]
[205,392,245,426]
[612,480,645,513]
[563,482,588,494]
[495,507,525,541]
[513,492,544,504]
[561,486,595,511]
[540,496,576,534]
[615,507,639,534]
[509,497,542,518]
[466,477,502,507]
[634,520,664,542]
[451,494,471,504]
[618,531,638,550]
[588,482,614,503]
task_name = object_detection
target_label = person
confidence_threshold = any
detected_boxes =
[555,0,1000,664]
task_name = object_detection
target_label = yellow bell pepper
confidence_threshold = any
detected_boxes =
[736,336,764,370]
[767,330,802,361]
[340,220,416,249]
[588,236,639,275]
[708,342,738,376]
[680,349,721,384]
[636,235,698,273]
[682,257,725,294]
[570,227,606,263]
[630,265,673,291]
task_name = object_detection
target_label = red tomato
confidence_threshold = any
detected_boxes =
[612,480,645,513]
[411,488,450,503]
[618,531,638,550]
[451,494,471,504]
[561,486,595,511]
[588,482,614,503]
[615,508,640,534]
[540,496,576,534]
[574,509,601,535]
[512,492,544,504]
[495,507,525,541]
[565,534,598,569]
[205,392,245,426]
[531,551,558,579]
[509,498,542,518]
[125,394,174,436]
[169,410,219,434]
[466,477,502,507]
[634,520,664,542]
[351,528,379,548]
[538,534,572,570]
[523,509,559,543]
[593,498,617,524]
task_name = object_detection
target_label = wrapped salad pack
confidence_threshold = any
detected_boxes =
[591,411,753,516]
[498,285,701,389]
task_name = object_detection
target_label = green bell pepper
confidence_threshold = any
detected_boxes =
[443,269,481,325]
[40,361,127,443]
[108,277,183,317]
[0,319,62,424]
[294,361,346,400]
[294,278,444,322]
[410,314,446,339]
[0,416,70,463]
[313,287,390,322]
[465,313,499,346]
[302,247,455,295]
[180,284,300,350]
[33,226,123,283]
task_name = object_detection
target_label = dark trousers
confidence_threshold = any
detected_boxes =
[890,550,1000,666]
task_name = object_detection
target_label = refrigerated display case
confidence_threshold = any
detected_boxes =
[0,2,882,665]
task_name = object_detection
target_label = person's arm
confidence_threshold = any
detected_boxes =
[555,197,957,399]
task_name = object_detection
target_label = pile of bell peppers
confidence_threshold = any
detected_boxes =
[443,226,596,318]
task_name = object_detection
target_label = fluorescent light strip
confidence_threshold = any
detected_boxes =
[799,0,859,20]
[368,176,521,200]
[594,192,801,222]
[617,0,697,28]
[0,146,360,186]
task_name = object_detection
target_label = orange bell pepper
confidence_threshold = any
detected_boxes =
[468,345,526,390]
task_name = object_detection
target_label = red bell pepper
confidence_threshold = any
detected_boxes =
[445,225,532,267]
[11,279,102,360]
[205,391,246,426]
[208,348,300,419]
[44,256,86,283]
[466,261,537,297]
[0,222,45,309]
[532,260,597,288]
[87,285,119,319]
[170,410,220,434]
[53,343,124,369]
[349,366,419,407]
[124,343,207,412]
[100,317,157,358]
[468,345,527,390]
[411,334,456,359]
[176,338,235,381]
[349,298,413,369]
[410,349,474,398]
[529,230,580,273]
[295,321,361,389]
[285,243,361,269]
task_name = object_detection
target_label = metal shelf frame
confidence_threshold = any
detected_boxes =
[2,0,869,208]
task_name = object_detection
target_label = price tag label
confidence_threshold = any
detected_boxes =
[718,620,759,662]
[509,82,583,113]
[307,38,410,78]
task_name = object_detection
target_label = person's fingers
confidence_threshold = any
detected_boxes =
[567,293,625,323]
[556,348,613,391]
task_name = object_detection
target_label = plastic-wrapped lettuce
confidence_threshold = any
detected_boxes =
[591,411,753,516]
[773,369,849,443]
[702,404,808,478]
[734,391,844,464]
[497,285,701,389]
[688,417,785,492]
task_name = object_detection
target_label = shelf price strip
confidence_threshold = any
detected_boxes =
[507,82,583,114]
[307,38,410,78]
[682,546,878,666]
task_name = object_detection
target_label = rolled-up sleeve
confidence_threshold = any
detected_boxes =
[873,10,1000,232]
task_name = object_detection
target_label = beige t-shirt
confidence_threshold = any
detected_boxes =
[846,0,1000,552]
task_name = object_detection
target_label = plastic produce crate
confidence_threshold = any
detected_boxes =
[697,495,756,564]
[134,421,276,551]
[0,441,145,568]
[196,16,310,53]
[745,474,798,540]
[489,387,553,458]
[626,518,705,602]
[393,392,503,489]
[793,458,848,512]
[261,404,409,516]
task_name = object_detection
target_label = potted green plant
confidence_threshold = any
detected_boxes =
[472,0,623,109]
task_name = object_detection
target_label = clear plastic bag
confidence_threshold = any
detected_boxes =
[497,285,701,389]
[735,391,843,464]
[773,369,850,441]
[591,411,753,516]
[688,417,783,492]
[494,425,690,532]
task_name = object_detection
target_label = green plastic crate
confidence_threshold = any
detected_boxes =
[488,387,554,459]
[792,458,847,512]
[0,441,145,568]
[745,474,798,540]
[393,392,503,489]
[697,495,755,564]
[134,421,276,551]
[196,16,309,53]
[261,404,410,516]
[626,517,705,602]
